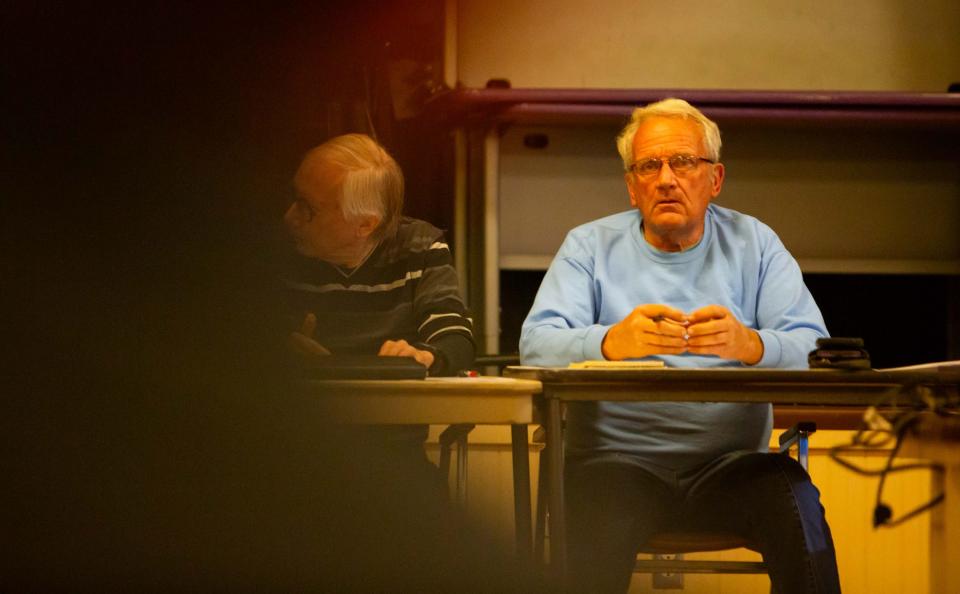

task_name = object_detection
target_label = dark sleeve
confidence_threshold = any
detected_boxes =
[416,332,475,376]
[412,237,475,375]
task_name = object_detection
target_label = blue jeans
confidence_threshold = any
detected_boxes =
[565,451,841,594]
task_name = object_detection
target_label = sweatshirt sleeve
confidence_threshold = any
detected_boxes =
[753,229,828,369]
[519,233,610,367]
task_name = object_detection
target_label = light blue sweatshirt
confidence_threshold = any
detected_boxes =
[520,205,828,471]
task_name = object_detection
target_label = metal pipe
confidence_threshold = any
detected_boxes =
[483,128,500,354]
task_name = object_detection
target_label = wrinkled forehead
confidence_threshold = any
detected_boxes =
[632,116,706,157]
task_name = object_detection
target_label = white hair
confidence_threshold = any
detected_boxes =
[615,98,722,171]
[300,133,404,240]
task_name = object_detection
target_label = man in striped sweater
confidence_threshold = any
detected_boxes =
[276,134,477,584]
[282,133,475,378]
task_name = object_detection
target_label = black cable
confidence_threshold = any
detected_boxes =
[826,381,948,529]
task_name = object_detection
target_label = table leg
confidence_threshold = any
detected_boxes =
[546,394,566,581]
[511,424,533,563]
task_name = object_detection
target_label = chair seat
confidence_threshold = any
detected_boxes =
[634,557,768,574]
[636,532,767,577]
[641,531,756,554]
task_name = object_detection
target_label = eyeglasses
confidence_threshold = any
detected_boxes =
[291,197,317,222]
[629,154,716,177]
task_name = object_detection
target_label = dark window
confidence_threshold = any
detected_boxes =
[500,270,958,368]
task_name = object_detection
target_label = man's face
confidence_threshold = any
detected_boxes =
[284,163,365,262]
[626,117,724,251]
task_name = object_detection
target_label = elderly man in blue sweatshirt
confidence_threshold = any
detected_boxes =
[521,98,841,594]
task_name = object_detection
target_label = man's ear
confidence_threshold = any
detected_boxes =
[625,173,639,208]
[709,163,725,198]
[356,215,381,239]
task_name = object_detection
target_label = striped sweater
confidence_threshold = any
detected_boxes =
[281,217,475,376]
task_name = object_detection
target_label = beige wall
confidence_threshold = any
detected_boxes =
[452,0,960,273]
[456,0,960,91]
[497,124,960,274]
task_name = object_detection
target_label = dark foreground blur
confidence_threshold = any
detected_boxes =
[7,370,543,592]
[4,2,542,590]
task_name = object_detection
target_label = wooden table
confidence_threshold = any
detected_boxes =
[503,366,960,589]
[295,376,543,559]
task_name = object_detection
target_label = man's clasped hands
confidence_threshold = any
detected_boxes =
[601,304,764,365]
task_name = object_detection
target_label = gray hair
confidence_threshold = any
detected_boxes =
[300,133,404,240]
[615,98,722,171]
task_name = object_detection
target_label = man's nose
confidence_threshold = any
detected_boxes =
[654,161,678,187]
[283,203,299,227]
